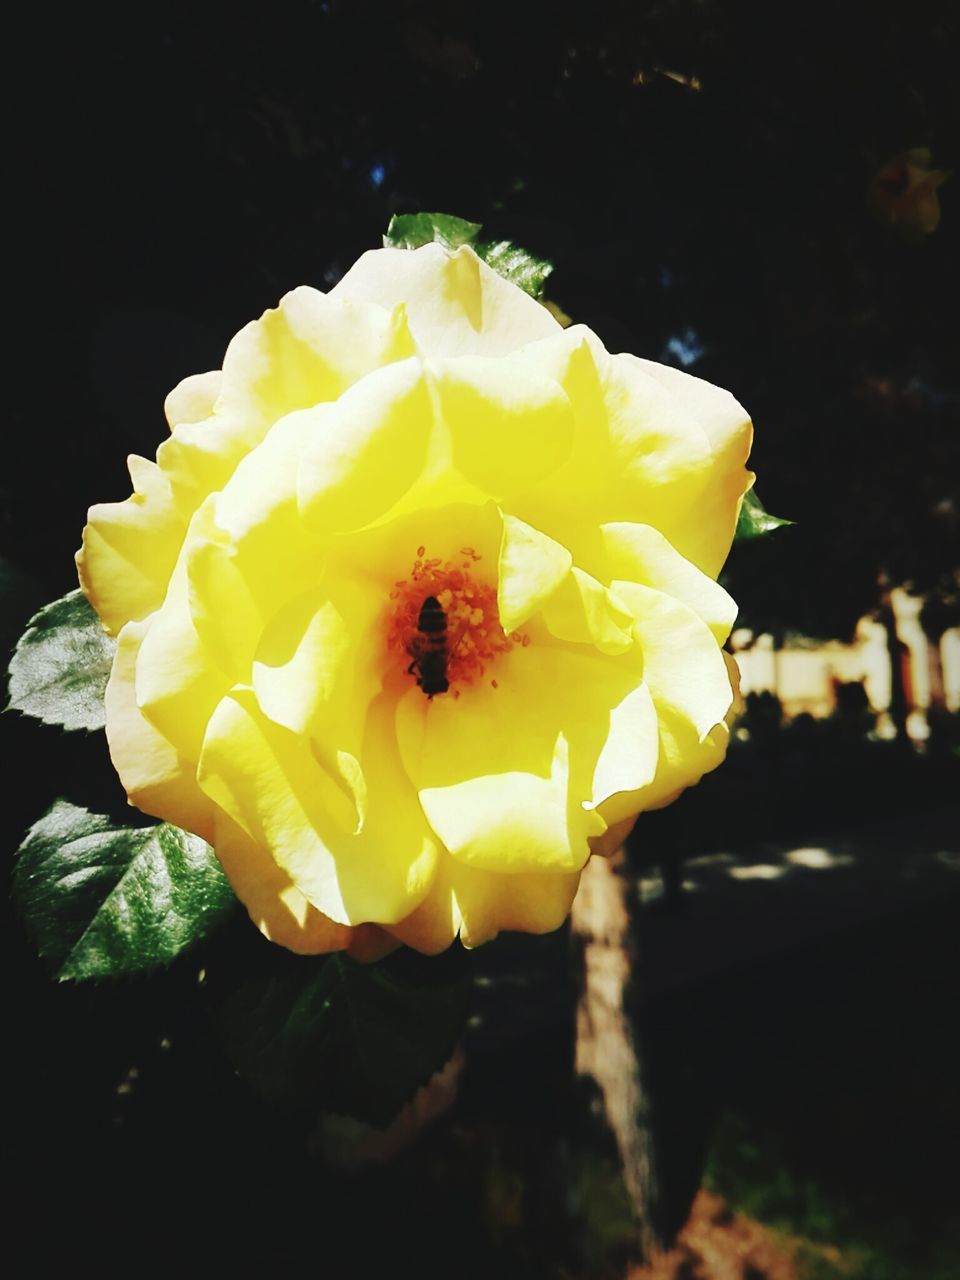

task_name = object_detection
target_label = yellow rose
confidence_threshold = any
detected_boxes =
[77,244,753,957]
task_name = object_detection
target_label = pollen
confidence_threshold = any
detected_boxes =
[386,547,524,694]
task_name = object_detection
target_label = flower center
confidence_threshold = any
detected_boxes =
[386,547,525,697]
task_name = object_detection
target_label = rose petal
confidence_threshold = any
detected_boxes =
[396,641,658,875]
[432,353,574,498]
[588,679,659,810]
[599,707,730,826]
[198,689,439,926]
[385,851,582,951]
[331,243,560,357]
[599,522,738,643]
[78,455,186,635]
[212,811,354,955]
[453,857,583,948]
[105,617,216,841]
[540,566,635,654]
[164,370,222,429]
[252,572,383,748]
[157,292,415,514]
[218,288,415,430]
[499,514,634,655]
[510,327,753,577]
[497,514,572,633]
[135,504,228,760]
[187,522,268,684]
[627,356,754,577]
[614,579,734,740]
[297,359,434,533]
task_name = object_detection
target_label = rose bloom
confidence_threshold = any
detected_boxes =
[78,244,752,957]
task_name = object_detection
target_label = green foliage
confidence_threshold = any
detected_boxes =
[735,488,794,542]
[384,211,554,299]
[384,210,483,251]
[218,946,471,1126]
[7,589,115,731]
[479,238,554,300]
[14,801,236,981]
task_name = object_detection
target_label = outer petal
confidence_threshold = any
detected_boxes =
[454,859,583,949]
[588,680,659,812]
[212,412,325,619]
[81,295,412,631]
[212,812,354,955]
[509,328,753,578]
[297,359,434,533]
[197,690,438,926]
[156,292,415,515]
[217,288,415,432]
[431,353,574,498]
[135,500,232,759]
[511,327,712,520]
[511,331,619,509]
[78,455,186,635]
[385,852,582,952]
[627,356,754,577]
[384,854,463,956]
[105,618,215,841]
[164,370,222,429]
[186,523,268,684]
[614,581,734,740]
[598,522,738,643]
[330,244,560,357]
[410,715,586,874]
[599,708,730,825]
[596,629,739,828]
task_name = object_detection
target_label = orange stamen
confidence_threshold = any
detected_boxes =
[385,547,525,694]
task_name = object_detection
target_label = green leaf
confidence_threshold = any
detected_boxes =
[219,948,471,1126]
[384,211,483,251]
[479,237,553,298]
[384,210,554,299]
[14,801,237,980]
[7,589,115,731]
[735,489,794,542]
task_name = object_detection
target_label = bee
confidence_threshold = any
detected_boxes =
[406,595,450,697]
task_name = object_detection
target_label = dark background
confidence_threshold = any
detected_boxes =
[4,2,959,1276]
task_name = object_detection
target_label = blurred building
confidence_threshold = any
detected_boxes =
[731,589,960,740]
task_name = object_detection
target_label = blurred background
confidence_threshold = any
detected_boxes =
[4,2,958,1277]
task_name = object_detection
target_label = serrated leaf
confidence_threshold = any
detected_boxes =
[7,589,115,731]
[384,211,554,299]
[479,238,553,298]
[219,948,470,1126]
[14,801,237,980]
[735,489,794,542]
[384,211,483,251]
